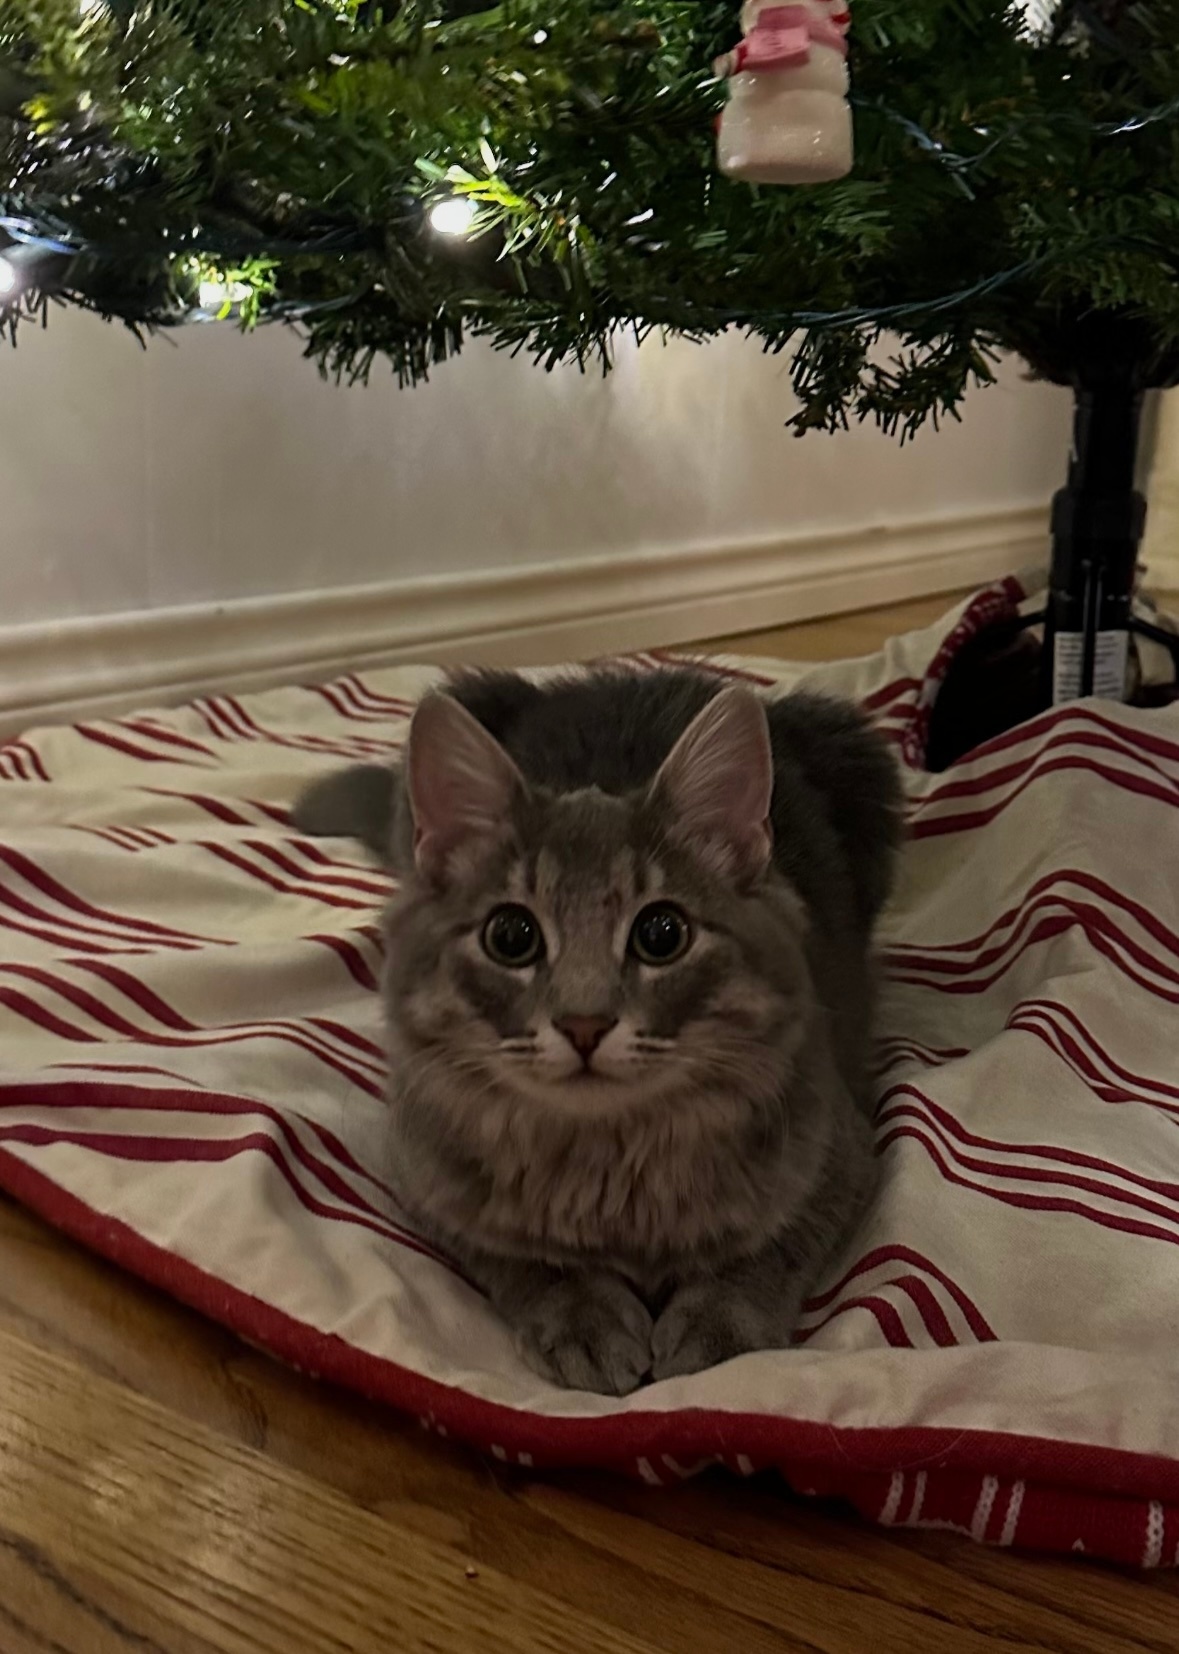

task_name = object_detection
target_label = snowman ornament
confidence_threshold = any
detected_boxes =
[715,0,853,185]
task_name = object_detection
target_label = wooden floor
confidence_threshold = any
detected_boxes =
[5,590,1179,1654]
[696,588,972,662]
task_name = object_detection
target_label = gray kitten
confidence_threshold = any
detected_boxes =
[294,668,901,1394]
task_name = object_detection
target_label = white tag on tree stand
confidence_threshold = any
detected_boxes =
[1051,629,1130,703]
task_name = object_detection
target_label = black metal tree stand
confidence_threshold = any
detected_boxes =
[925,321,1179,772]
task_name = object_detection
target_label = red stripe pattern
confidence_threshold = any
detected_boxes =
[5,599,1179,1567]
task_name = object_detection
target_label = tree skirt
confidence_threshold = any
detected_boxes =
[3,573,1179,1568]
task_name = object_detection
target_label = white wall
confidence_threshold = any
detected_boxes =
[0,308,1079,731]
[1,308,1071,628]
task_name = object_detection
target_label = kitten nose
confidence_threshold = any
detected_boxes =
[555,1015,617,1062]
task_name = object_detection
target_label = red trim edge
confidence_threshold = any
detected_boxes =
[3,1142,1179,1561]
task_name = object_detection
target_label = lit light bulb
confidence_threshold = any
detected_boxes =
[1017,0,1060,35]
[428,196,477,237]
[198,278,250,312]
[0,255,18,298]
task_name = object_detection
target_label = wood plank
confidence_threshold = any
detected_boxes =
[700,588,1179,665]
[697,590,973,661]
[0,1322,667,1654]
[2,1196,1178,1653]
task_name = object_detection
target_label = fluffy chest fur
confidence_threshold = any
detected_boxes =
[388,1037,838,1286]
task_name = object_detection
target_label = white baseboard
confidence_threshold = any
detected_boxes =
[2,504,1047,736]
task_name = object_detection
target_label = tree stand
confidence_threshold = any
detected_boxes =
[926,329,1179,772]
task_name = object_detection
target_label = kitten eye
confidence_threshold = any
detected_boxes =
[629,903,692,966]
[482,904,545,968]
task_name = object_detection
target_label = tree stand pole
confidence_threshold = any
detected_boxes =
[1042,382,1146,706]
[924,349,1179,772]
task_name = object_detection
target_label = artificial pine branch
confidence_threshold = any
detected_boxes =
[1,0,1177,436]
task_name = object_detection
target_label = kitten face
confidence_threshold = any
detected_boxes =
[383,785,814,1123]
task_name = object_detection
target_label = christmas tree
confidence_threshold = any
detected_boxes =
[3,0,1178,744]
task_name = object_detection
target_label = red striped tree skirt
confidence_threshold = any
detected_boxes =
[3,574,1179,1567]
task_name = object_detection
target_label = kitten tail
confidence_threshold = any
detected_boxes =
[291,763,403,865]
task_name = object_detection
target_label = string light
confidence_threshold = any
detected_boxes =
[428,196,477,237]
[1018,0,1061,38]
[0,243,46,298]
[858,91,1179,180]
[198,276,251,313]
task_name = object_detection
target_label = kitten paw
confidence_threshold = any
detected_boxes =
[515,1275,653,1396]
[652,1285,796,1381]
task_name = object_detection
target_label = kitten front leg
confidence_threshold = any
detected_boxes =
[653,1097,878,1382]
[652,1145,876,1381]
[650,1243,813,1382]
[475,1254,653,1396]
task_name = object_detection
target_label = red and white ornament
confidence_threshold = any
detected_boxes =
[715,0,853,185]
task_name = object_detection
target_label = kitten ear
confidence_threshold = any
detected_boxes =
[407,693,524,885]
[650,687,773,879]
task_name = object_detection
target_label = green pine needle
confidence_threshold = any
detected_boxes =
[2,0,1178,436]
